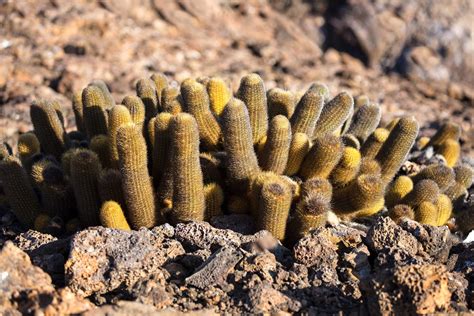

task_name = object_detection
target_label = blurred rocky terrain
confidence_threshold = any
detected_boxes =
[0,0,473,155]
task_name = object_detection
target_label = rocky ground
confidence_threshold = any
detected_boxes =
[1,0,474,314]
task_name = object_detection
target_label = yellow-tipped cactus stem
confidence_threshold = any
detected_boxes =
[204,182,224,221]
[354,197,385,218]
[444,182,468,205]
[100,201,131,230]
[82,85,109,138]
[259,115,291,174]
[207,77,231,116]
[312,92,354,138]
[227,195,249,214]
[122,95,145,128]
[347,103,381,142]
[117,124,158,229]
[89,79,115,109]
[375,117,419,183]
[30,100,69,159]
[90,135,111,168]
[98,168,126,211]
[435,194,452,226]
[360,128,390,159]
[256,178,292,241]
[152,112,173,188]
[436,139,461,167]
[385,176,414,208]
[415,201,438,226]
[0,156,41,227]
[236,73,268,144]
[341,134,361,150]
[181,79,222,150]
[17,133,40,165]
[161,86,183,114]
[41,163,75,219]
[267,88,296,119]
[299,134,344,180]
[330,147,362,188]
[221,98,260,190]
[248,172,280,214]
[34,214,51,232]
[30,158,56,188]
[359,158,382,176]
[285,132,310,176]
[290,84,325,137]
[412,164,455,192]
[170,113,205,223]
[388,204,415,224]
[301,177,333,199]
[417,136,430,150]
[70,149,102,227]
[427,122,461,148]
[72,91,85,133]
[136,78,159,121]
[150,73,168,110]
[402,179,440,207]
[108,105,132,168]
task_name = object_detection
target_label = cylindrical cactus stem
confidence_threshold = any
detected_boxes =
[40,163,76,219]
[436,139,461,167]
[330,147,362,188]
[17,132,40,166]
[170,113,205,223]
[267,88,296,119]
[454,165,473,188]
[0,143,11,160]
[299,134,344,180]
[152,112,173,188]
[360,128,390,159]
[402,179,440,207]
[90,135,111,168]
[98,168,127,211]
[117,124,159,229]
[359,157,382,176]
[72,91,86,134]
[375,117,419,183]
[108,105,132,168]
[248,172,280,215]
[122,95,145,129]
[221,98,260,191]
[236,73,268,144]
[388,204,415,224]
[300,177,333,199]
[227,195,249,214]
[444,182,468,205]
[411,164,455,192]
[200,152,224,185]
[181,79,222,150]
[89,79,115,109]
[341,134,361,150]
[347,103,381,142]
[427,122,461,148]
[285,132,310,176]
[415,201,438,226]
[136,78,159,121]
[290,83,325,137]
[161,86,183,114]
[259,115,292,174]
[30,100,69,159]
[312,92,354,138]
[385,118,400,131]
[61,148,80,178]
[434,194,452,226]
[355,95,370,107]
[70,149,102,227]
[353,197,385,218]
[100,201,131,230]
[204,182,224,221]
[385,175,414,208]
[150,73,168,108]
[30,156,57,189]
[256,178,292,241]
[0,156,41,227]
[207,77,231,116]
[82,85,109,138]
[416,136,431,150]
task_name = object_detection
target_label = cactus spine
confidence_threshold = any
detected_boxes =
[170,113,205,223]
[290,84,324,136]
[100,201,131,230]
[341,134,361,150]
[347,103,381,142]
[312,92,354,138]
[299,134,344,180]
[117,124,158,229]
[108,105,132,168]
[360,128,389,159]
[385,176,414,208]
[236,73,268,144]
[150,73,168,110]
[82,85,109,138]
[207,77,231,116]
[388,204,415,224]
[330,147,361,188]
[267,88,296,119]
[259,115,292,174]
[0,156,41,227]
[204,182,224,221]
[285,132,310,176]
[136,78,159,121]
[17,133,40,165]
[161,86,183,114]
[412,164,455,192]
[402,179,440,207]
[122,96,145,129]
[89,79,114,108]
[434,194,452,226]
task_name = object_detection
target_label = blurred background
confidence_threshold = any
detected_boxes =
[0,0,472,154]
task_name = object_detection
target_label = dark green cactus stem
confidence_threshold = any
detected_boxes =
[30,100,69,159]
[117,123,159,229]
[290,83,325,137]
[221,98,260,191]
[375,116,419,183]
[70,149,102,227]
[122,95,145,129]
[82,85,109,138]
[72,91,86,133]
[0,156,41,227]
[236,73,268,144]
[312,92,354,138]
[89,79,115,108]
[152,112,173,188]
[136,78,159,121]
[299,134,344,180]
[267,88,296,119]
[150,73,168,111]
[161,86,183,114]
[181,79,222,150]
[412,164,455,192]
[170,113,205,223]
[100,201,131,230]
[259,115,292,174]
[347,103,381,142]
[98,168,127,211]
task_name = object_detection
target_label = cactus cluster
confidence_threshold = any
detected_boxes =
[0,74,472,243]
